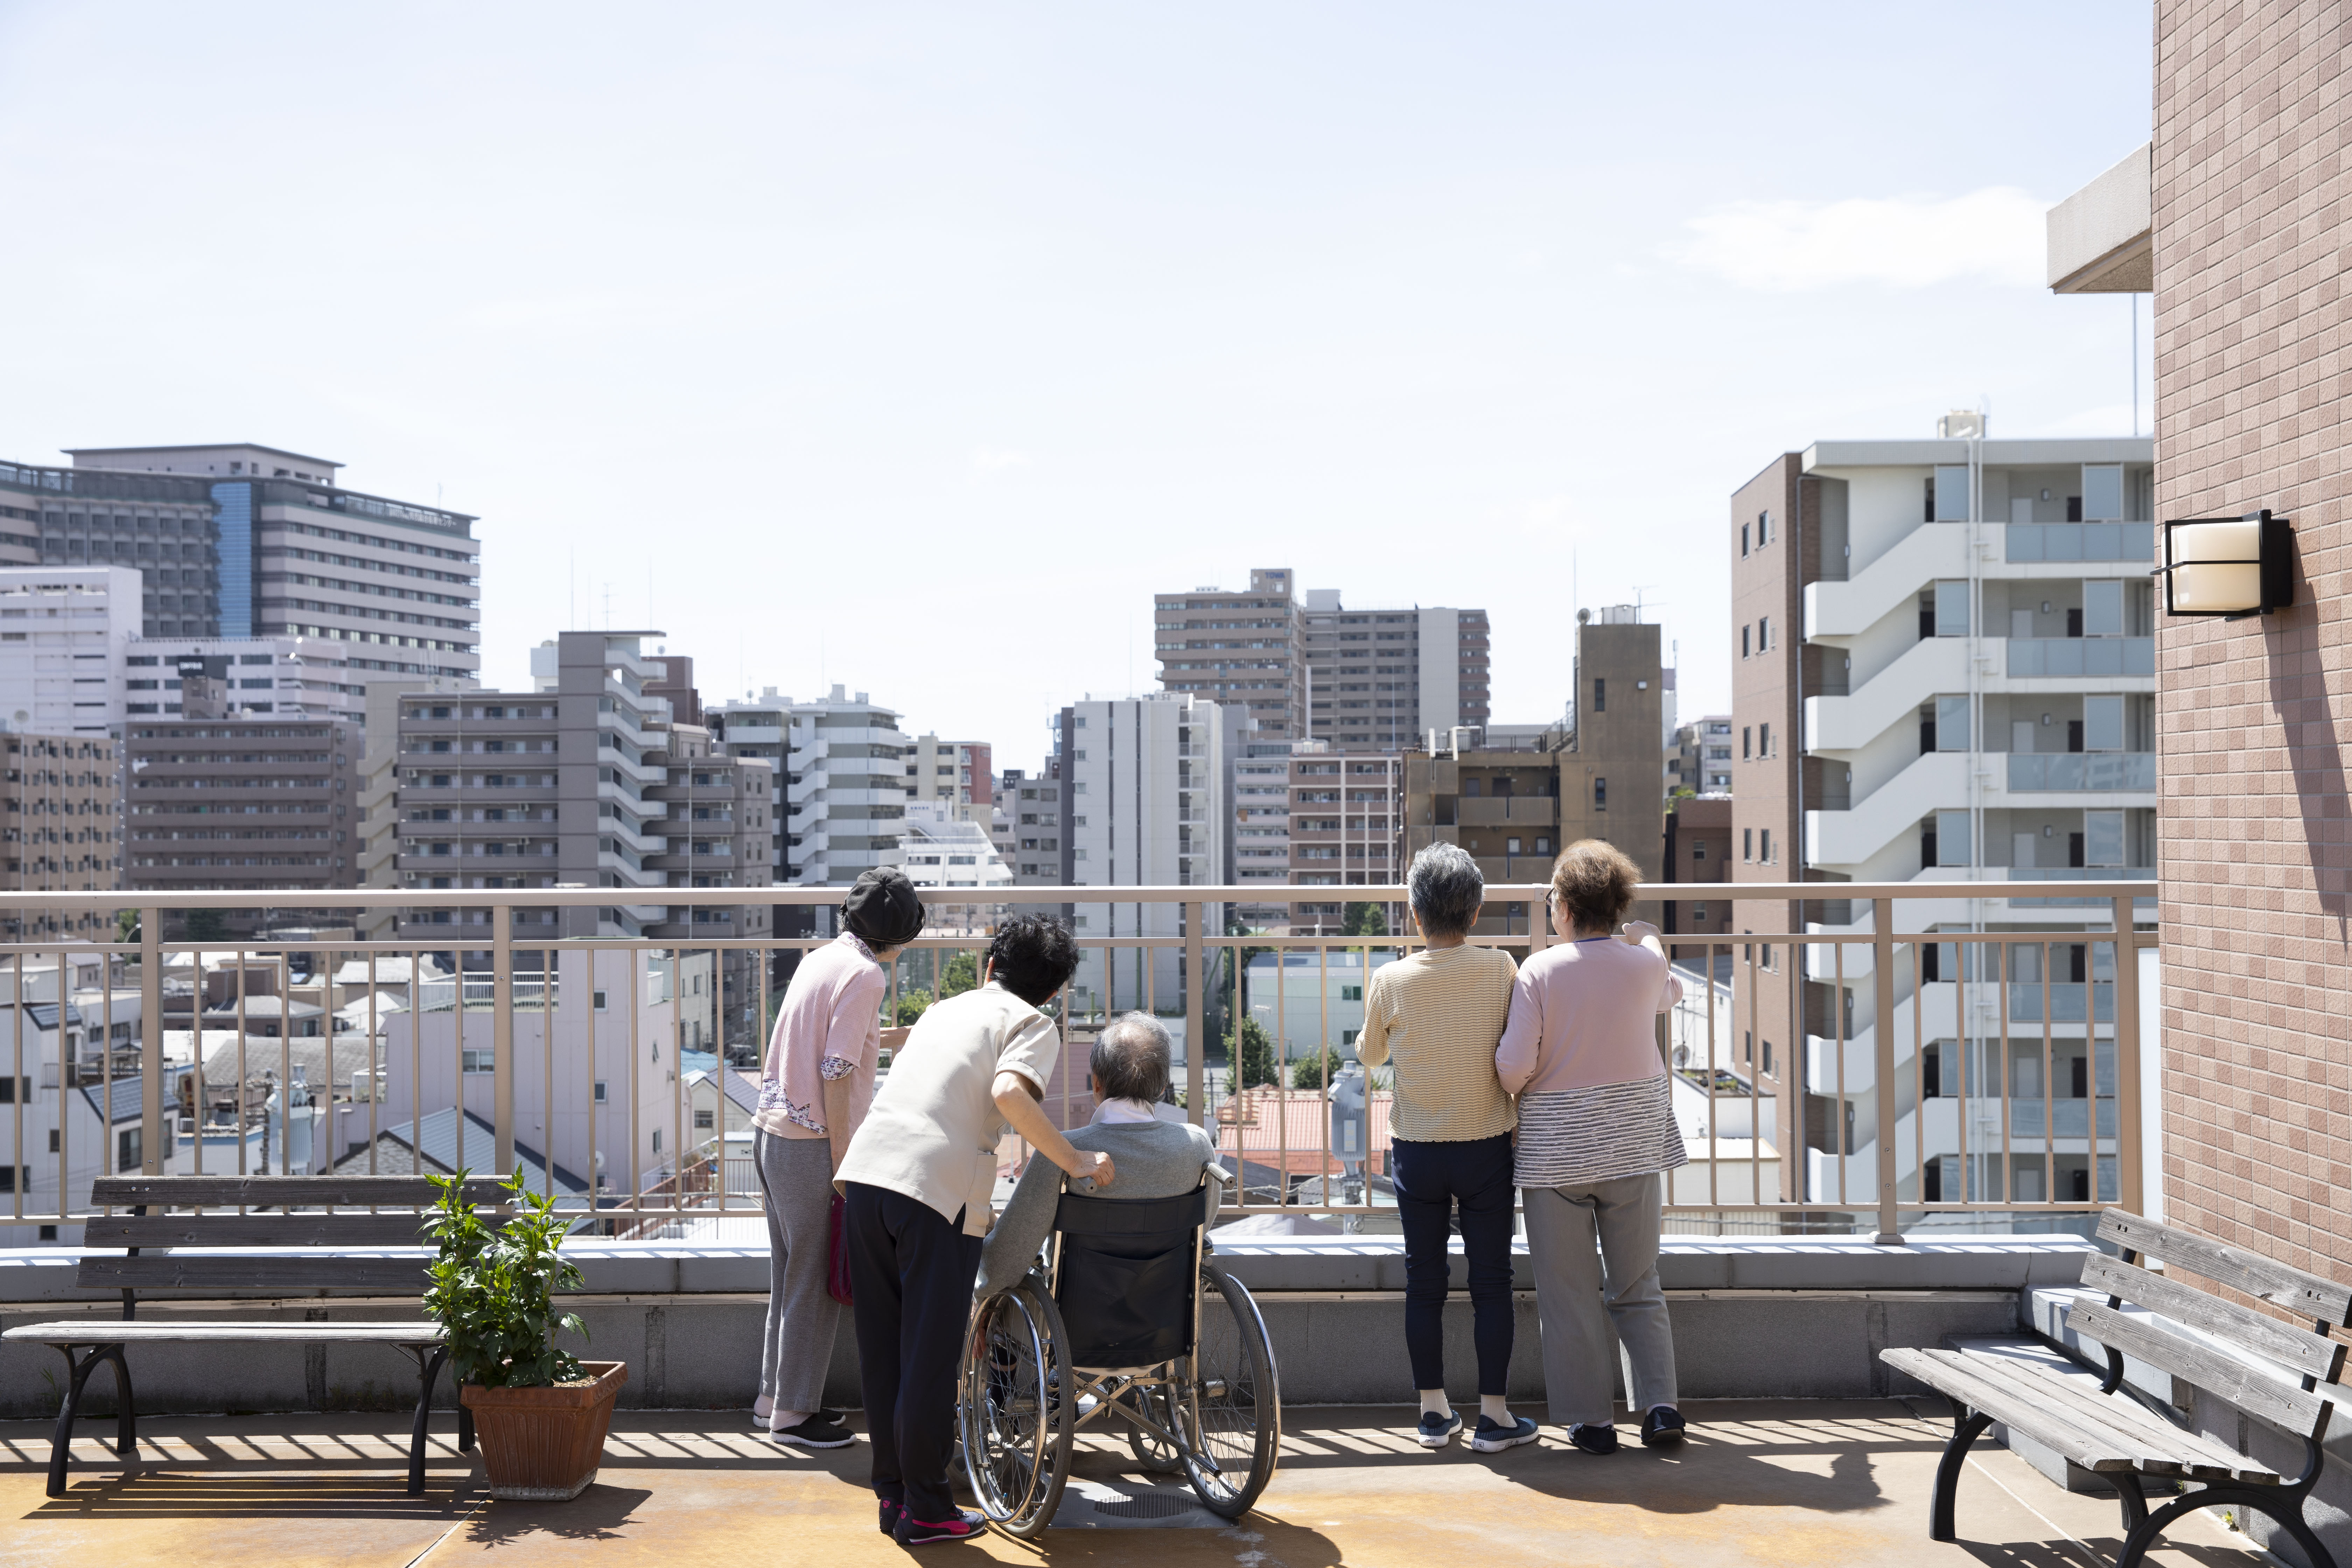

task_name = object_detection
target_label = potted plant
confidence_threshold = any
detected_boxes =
[425,1170,626,1501]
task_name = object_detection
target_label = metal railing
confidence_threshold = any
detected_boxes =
[0,881,2150,1245]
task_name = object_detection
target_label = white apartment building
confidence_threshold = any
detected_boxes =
[903,733,992,826]
[125,632,368,724]
[899,802,1016,933]
[709,685,906,890]
[1065,693,1226,1021]
[0,568,141,737]
[1733,426,2155,1214]
[1232,745,1293,887]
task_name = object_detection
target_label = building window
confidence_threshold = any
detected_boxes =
[1759,827,1771,862]
[1742,625,1751,658]
[1758,616,1770,650]
[1593,778,1607,808]
[1759,723,1771,756]
[1741,524,1750,557]
[1593,678,1606,713]
[694,1109,715,1130]
[1758,510,1772,545]
[1743,828,1753,861]
[1692,841,1706,861]
[1742,726,1751,760]
[117,1127,141,1171]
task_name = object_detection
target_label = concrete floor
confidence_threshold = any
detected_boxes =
[0,1401,2272,1568]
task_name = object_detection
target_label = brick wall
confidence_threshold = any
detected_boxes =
[2154,0,2352,1279]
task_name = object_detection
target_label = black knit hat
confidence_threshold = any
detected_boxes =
[841,866,924,948]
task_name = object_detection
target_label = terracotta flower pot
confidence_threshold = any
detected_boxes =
[459,1360,629,1501]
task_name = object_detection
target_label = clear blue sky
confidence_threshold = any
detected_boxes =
[0,3,2151,760]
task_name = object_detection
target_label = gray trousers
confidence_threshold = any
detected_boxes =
[1521,1171,1678,1427]
[756,1131,842,1415]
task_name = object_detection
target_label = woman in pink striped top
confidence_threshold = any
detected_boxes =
[1496,839,1688,1455]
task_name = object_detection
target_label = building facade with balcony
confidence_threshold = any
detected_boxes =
[709,685,904,899]
[1730,426,2155,1207]
[125,718,357,927]
[903,733,992,825]
[0,459,208,637]
[1668,713,1734,796]
[0,568,142,738]
[0,733,121,942]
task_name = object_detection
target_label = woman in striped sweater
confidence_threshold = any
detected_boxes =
[1496,839,1687,1455]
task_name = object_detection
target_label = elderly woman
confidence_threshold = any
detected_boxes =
[1354,843,1535,1454]
[749,865,923,1449]
[978,1012,1226,1298]
[1497,840,1687,1454]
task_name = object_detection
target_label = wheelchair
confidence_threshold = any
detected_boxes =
[957,1182,1280,1538]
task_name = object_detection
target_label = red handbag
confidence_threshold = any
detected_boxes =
[827,1191,854,1304]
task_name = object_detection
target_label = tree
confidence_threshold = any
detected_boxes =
[892,988,933,1027]
[939,951,980,999]
[184,909,227,942]
[115,908,140,945]
[1343,902,1387,938]
[1229,1017,1279,1090]
[1290,1046,1344,1091]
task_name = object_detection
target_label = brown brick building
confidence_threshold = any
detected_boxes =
[1662,794,1731,957]
[0,733,120,940]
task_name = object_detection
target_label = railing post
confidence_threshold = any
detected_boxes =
[139,904,162,1175]
[493,900,515,1178]
[1870,896,1901,1245]
[1183,900,1204,1127]
[2111,892,2143,1216]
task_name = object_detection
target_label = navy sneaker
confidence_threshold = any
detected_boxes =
[895,1507,987,1545]
[1568,1422,1619,1455]
[1469,1414,1540,1454]
[1415,1409,1463,1449]
[878,1500,905,1536]
[771,1414,855,1449]
[1640,1406,1687,1448]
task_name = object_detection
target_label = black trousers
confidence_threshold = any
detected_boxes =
[844,1181,981,1523]
[1389,1132,1517,1396]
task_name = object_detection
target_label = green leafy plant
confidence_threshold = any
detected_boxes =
[423,1171,588,1388]
[1229,1017,1280,1090]
[1342,902,1387,937]
[939,951,980,999]
[892,987,934,1026]
[1290,1046,1344,1091]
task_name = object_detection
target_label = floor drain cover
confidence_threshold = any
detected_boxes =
[1092,1491,1201,1519]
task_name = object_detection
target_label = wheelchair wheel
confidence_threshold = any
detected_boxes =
[958,1278,1073,1539]
[1123,1384,1185,1475]
[1174,1261,1280,1519]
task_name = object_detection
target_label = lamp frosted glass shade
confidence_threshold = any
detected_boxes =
[2170,562,2264,613]
[2170,517,2262,562]
[2160,512,2292,616]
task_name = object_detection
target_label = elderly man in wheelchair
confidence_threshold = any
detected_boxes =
[959,1011,1282,1536]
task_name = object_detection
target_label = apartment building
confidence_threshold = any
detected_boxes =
[1298,591,1491,749]
[60,443,479,679]
[125,634,366,725]
[1668,714,1734,797]
[1065,693,1226,1024]
[1153,568,1301,740]
[0,734,121,941]
[1286,744,1403,935]
[1401,612,1665,936]
[377,632,773,950]
[1730,426,2154,1204]
[1662,794,1732,956]
[904,734,993,825]
[999,763,1070,886]
[0,568,142,737]
[708,685,904,897]
[899,803,1016,933]
[125,718,359,924]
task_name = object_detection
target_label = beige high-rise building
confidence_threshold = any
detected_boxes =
[0,733,120,941]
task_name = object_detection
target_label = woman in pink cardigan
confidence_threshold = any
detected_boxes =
[1496,840,1687,1455]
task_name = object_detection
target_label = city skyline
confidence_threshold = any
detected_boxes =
[0,5,2153,756]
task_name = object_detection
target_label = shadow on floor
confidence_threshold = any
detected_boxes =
[25,1470,478,1521]
[458,1484,652,1545]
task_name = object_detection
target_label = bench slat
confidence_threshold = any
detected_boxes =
[1945,1346,2275,1483]
[75,1254,432,1293]
[2079,1254,2348,1385]
[1882,1348,2157,1474]
[2068,1300,2334,1440]
[2099,1209,2352,1326]
[3,1321,443,1345]
[92,1175,510,1210]
[81,1214,436,1248]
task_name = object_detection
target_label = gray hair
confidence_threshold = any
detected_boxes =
[1408,842,1485,937]
[1091,1012,1172,1104]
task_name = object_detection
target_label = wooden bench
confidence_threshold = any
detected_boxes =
[1,1174,509,1498]
[1883,1208,2351,1568]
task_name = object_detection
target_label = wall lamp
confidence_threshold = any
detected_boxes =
[2156,509,2295,619]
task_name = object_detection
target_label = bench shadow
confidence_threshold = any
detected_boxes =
[1956,1535,2255,1568]
[24,1469,478,1521]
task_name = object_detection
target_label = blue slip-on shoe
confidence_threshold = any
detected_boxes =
[1415,1409,1464,1449]
[1469,1414,1540,1454]
[1640,1406,1687,1448]
[1568,1422,1620,1455]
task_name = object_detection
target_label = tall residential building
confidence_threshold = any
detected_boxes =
[125,633,368,725]
[1730,428,2155,1204]
[903,734,993,825]
[0,733,122,941]
[1402,611,1666,935]
[1065,693,1226,1022]
[997,761,1070,888]
[1298,590,1490,749]
[1668,714,1735,797]
[1283,743,1404,935]
[125,716,360,925]
[1152,567,1491,750]
[55,443,478,678]
[375,632,773,951]
[708,685,905,895]
[0,569,142,737]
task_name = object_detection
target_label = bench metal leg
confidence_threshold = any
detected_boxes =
[458,1401,475,1454]
[1929,1400,1992,1544]
[2113,1468,2149,1538]
[408,1345,449,1495]
[47,1343,134,1499]
[2116,1485,2337,1568]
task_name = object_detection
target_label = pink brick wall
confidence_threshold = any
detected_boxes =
[2154,0,2352,1278]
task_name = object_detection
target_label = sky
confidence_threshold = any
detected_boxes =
[0,3,2153,763]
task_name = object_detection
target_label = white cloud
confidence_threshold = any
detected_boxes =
[968,446,1032,478]
[1667,188,2048,291]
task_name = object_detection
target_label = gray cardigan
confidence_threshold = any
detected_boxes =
[977,1119,1227,1298]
